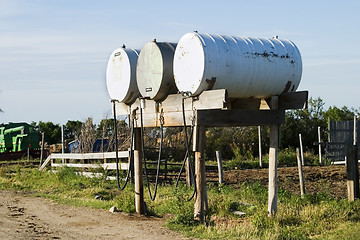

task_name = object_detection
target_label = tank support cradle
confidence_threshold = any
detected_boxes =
[115,89,308,222]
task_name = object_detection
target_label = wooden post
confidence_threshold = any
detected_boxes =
[318,126,322,164]
[299,133,304,166]
[326,117,330,165]
[258,126,263,168]
[268,96,279,216]
[354,116,357,146]
[61,125,65,164]
[40,132,45,167]
[216,151,224,184]
[194,125,207,222]
[134,128,144,214]
[296,148,306,197]
[347,144,359,201]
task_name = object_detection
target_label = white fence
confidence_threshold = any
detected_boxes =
[39,152,130,180]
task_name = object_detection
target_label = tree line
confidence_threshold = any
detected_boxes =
[29,97,359,160]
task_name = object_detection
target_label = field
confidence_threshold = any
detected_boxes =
[224,165,347,199]
[1,162,360,239]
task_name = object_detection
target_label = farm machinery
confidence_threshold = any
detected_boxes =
[0,122,41,160]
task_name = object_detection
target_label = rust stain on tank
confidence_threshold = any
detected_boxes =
[206,77,216,90]
[281,81,292,94]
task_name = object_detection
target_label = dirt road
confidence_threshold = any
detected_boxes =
[0,190,187,240]
[0,165,349,239]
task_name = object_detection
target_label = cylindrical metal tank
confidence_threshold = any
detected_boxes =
[136,40,178,101]
[106,46,139,104]
[173,32,302,98]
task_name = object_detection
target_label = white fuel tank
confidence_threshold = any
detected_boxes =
[136,40,178,101]
[106,46,139,104]
[173,32,302,98]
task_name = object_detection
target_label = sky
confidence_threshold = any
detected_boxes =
[1,0,359,125]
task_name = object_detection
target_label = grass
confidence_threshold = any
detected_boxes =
[225,148,321,170]
[1,163,360,239]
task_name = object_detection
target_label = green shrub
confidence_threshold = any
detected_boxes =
[115,189,136,213]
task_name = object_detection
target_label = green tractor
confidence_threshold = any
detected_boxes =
[0,122,40,153]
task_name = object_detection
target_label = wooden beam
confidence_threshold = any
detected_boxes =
[51,163,129,170]
[116,90,308,120]
[39,155,52,171]
[278,91,308,110]
[115,101,130,116]
[196,109,285,127]
[135,110,194,127]
[193,89,227,110]
[228,98,261,110]
[49,152,129,160]
[160,94,192,112]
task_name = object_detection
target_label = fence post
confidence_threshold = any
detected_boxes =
[354,116,357,146]
[296,148,306,197]
[268,96,279,216]
[216,151,224,184]
[299,133,304,166]
[61,125,65,164]
[258,126,263,168]
[347,144,359,201]
[318,126,322,164]
[40,132,45,167]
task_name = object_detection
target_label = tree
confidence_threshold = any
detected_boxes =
[64,120,83,140]
[78,118,96,153]
[37,121,61,145]
[281,97,327,151]
[323,106,358,122]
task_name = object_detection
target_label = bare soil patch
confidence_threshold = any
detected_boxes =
[224,165,348,199]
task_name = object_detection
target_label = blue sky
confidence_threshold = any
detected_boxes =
[1,0,359,124]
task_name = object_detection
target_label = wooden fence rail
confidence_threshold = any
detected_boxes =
[39,151,130,171]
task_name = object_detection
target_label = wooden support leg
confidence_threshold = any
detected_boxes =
[194,125,207,222]
[134,128,144,214]
[268,96,279,216]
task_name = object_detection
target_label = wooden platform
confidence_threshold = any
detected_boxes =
[115,89,308,128]
[113,89,308,220]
